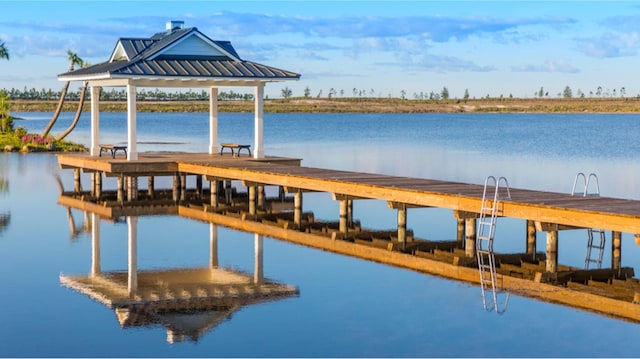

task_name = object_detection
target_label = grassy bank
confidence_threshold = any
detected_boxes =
[8,97,640,113]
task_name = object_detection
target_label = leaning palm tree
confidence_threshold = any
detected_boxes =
[40,50,83,138]
[55,80,88,141]
[0,40,9,61]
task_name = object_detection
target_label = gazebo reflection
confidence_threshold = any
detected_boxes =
[60,213,298,343]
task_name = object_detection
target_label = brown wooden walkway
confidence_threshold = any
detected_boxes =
[178,159,640,235]
[57,152,640,234]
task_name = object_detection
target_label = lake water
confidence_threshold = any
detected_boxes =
[3,111,640,357]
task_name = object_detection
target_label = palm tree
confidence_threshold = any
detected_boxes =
[40,50,83,138]
[55,80,88,141]
[0,40,9,61]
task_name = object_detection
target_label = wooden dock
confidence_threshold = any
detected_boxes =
[56,152,640,322]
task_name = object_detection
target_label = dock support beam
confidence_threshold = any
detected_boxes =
[127,176,138,201]
[545,230,558,273]
[465,218,476,257]
[117,175,125,204]
[73,168,81,193]
[456,218,464,248]
[526,220,536,259]
[249,185,257,215]
[294,190,303,228]
[92,172,102,199]
[257,185,265,210]
[173,173,181,202]
[397,203,407,246]
[210,179,219,208]
[196,175,203,200]
[612,231,622,271]
[180,174,186,201]
[147,176,154,199]
[90,85,100,156]
[339,199,348,234]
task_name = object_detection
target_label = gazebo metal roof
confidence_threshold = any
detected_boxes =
[59,24,300,83]
[57,20,300,160]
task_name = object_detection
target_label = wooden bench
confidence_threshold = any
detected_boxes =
[99,145,127,159]
[220,143,251,157]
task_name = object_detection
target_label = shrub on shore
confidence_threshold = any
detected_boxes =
[1,126,86,153]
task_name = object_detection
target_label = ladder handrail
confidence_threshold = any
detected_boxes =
[477,175,510,314]
[572,172,600,197]
[572,173,605,269]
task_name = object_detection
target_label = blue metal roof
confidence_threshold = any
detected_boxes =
[59,26,299,82]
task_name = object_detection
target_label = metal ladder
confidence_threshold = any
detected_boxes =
[476,176,511,314]
[571,173,606,269]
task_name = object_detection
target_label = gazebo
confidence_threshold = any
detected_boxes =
[58,20,300,160]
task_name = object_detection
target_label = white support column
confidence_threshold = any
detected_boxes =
[90,85,100,156]
[126,83,138,160]
[127,216,138,294]
[209,87,219,154]
[90,213,101,277]
[254,83,265,159]
[209,223,218,268]
[254,233,264,284]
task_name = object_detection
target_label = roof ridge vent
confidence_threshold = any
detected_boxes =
[166,20,185,32]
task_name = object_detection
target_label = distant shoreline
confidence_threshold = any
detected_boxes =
[8,97,640,114]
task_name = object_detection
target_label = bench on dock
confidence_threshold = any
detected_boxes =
[99,144,127,159]
[220,143,251,157]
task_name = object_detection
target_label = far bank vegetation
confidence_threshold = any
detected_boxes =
[5,85,640,113]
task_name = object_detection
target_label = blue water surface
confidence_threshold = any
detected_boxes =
[2,112,640,357]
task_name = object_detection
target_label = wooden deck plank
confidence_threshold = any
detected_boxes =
[57,152,640,234]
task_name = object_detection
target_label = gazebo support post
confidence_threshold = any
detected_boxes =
[90,86,100,156]
[126,83,138,160]
[254,83,264,159]
[209,87,218,154]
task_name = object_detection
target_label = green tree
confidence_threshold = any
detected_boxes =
[281,86,292,99]
[538,86,544,98]
[562,86,573,98]
[0,90,12,133]
[303,86,311,98]
[441,86,449,100]
[41,50,84,138]
[0,40,9,61]
[463,89,470,101]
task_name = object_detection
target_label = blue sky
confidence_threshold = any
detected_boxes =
[1,1,640,99]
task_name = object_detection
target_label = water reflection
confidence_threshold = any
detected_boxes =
[60,214,299,343]
[0,153,10,236]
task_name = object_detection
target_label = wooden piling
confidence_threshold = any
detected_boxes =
[397,203,407,245]
[147,176,154,199]
[224,180,232,204]
[210,179,219,208]
[339,199,348,234]
[546,230,558,273]
[456,218,465,248]
[180,174,187,201]
[172,173,181,202]
[526,220,536,259]
[465,218,476,257]
[117,175,125,204]
[196,175,203,200]
[93,172,102,199]
[73,168,81,192]
[249,186,257,215]
[294,190,302,227]
[612,231,622,271]
[257,185,265,209]
[127,176,138,201]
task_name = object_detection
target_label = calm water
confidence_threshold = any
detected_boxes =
[2,111,640,357]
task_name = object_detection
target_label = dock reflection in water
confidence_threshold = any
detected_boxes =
[60,212,299,344]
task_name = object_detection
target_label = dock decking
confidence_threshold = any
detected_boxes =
[56,152,640,322]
